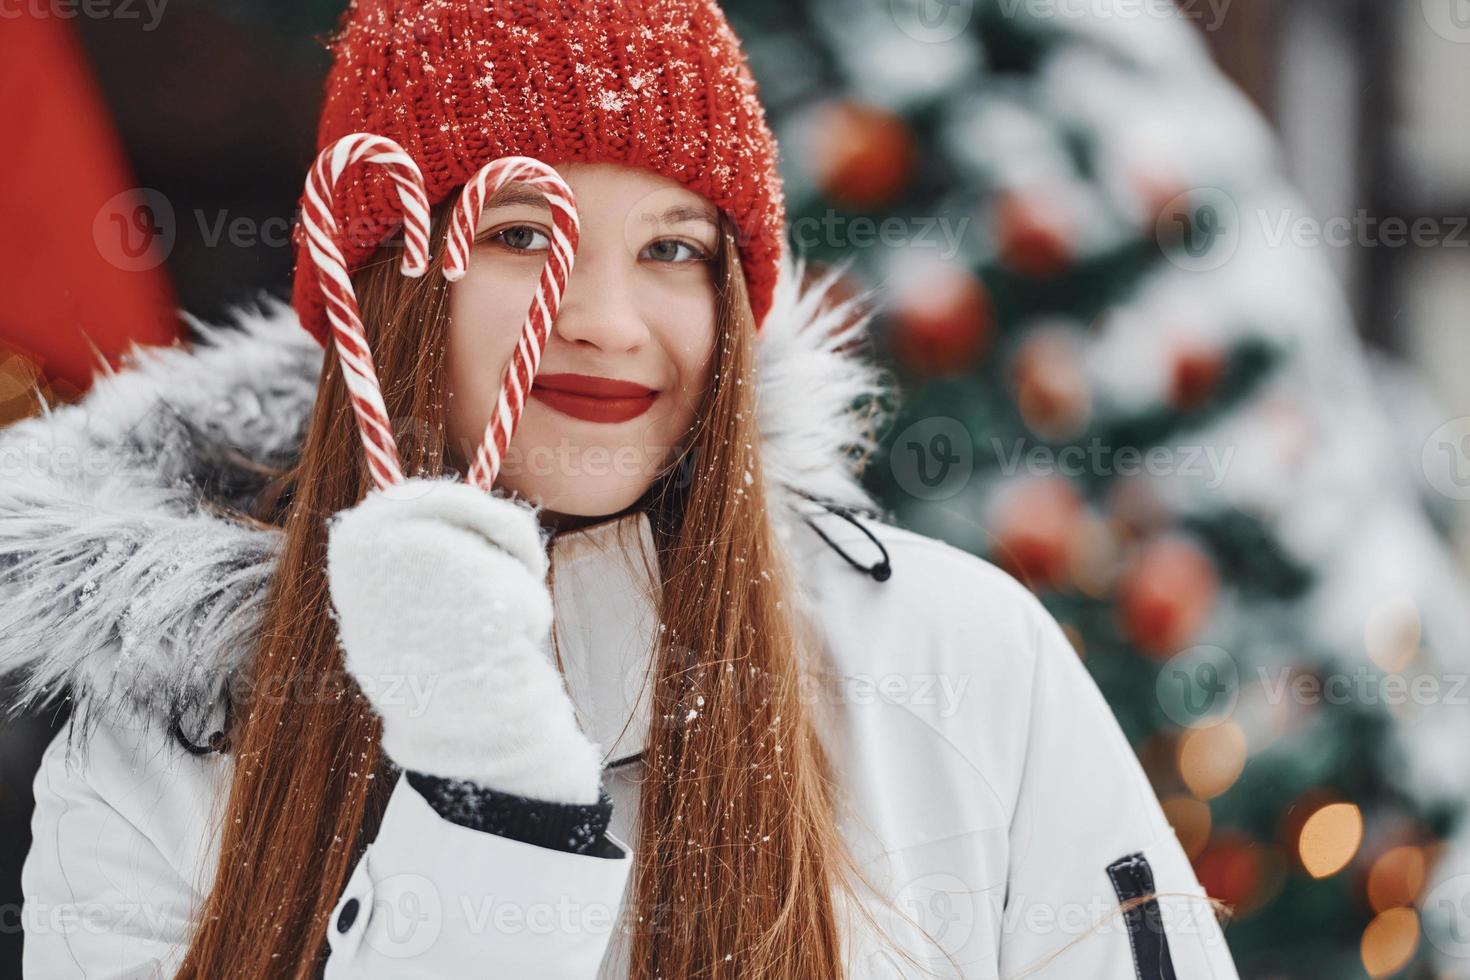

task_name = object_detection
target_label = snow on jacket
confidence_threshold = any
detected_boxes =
[2,255,1241,978]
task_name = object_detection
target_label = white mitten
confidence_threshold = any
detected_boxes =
[325,476,604,805]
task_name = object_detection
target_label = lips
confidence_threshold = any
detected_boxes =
[530,373,659,424]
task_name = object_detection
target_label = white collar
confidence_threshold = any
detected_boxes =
[548,510,660,768]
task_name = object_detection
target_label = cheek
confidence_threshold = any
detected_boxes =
[446,275,524,441]
[653,292,718,417]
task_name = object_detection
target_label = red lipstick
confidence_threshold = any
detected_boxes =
[530,373,659,424]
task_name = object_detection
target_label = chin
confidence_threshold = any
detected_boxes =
[498,475,651,519]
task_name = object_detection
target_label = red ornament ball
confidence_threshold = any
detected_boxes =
[989,477,1087,592]
[810,102,918,210]
[1194,833,1268,913]
[994,187,1077,279]
[889,267,992,378]
[1170,341,1227,410]
[1117,533,1220,658]
[1011,327,1093,440]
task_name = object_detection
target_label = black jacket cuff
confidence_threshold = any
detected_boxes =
[404,769,623,858]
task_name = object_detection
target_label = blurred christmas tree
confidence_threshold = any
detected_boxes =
[731,1,1470,977]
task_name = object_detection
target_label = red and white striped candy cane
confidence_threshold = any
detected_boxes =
[443,157,580,491]
[302,133,431,490]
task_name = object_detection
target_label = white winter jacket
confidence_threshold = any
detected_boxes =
[4,257,1240,978]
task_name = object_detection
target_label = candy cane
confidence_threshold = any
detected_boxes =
[302,133,431,490]
[444,157,581,491]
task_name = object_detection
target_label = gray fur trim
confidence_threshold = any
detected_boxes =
[0,303,318,745]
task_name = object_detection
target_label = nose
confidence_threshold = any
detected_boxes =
[551,246,651,353]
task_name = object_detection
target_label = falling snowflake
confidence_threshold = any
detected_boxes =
[596,88,631,112]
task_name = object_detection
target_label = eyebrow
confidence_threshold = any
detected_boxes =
[654,203,719,226]
[483,182,557,210]
[477,181,719,227]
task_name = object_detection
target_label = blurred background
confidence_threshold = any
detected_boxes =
[2,0,1469,977]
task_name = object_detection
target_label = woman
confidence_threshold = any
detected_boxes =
[5,1,1238,977]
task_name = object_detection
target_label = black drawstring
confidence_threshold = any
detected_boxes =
[172,692,234,755]
[800,496,892,583]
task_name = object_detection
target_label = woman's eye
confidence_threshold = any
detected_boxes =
[642,238,710,263]
[486,225,551,253]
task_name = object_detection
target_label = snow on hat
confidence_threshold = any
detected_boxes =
[289,0,787,348]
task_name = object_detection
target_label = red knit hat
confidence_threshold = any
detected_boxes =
[290,0,786,348]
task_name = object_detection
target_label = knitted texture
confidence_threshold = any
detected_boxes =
[405,770,623,857]
[325,476,606,805]
[290,0,786,347]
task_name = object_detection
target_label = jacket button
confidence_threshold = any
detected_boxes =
[336,898,360,934]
